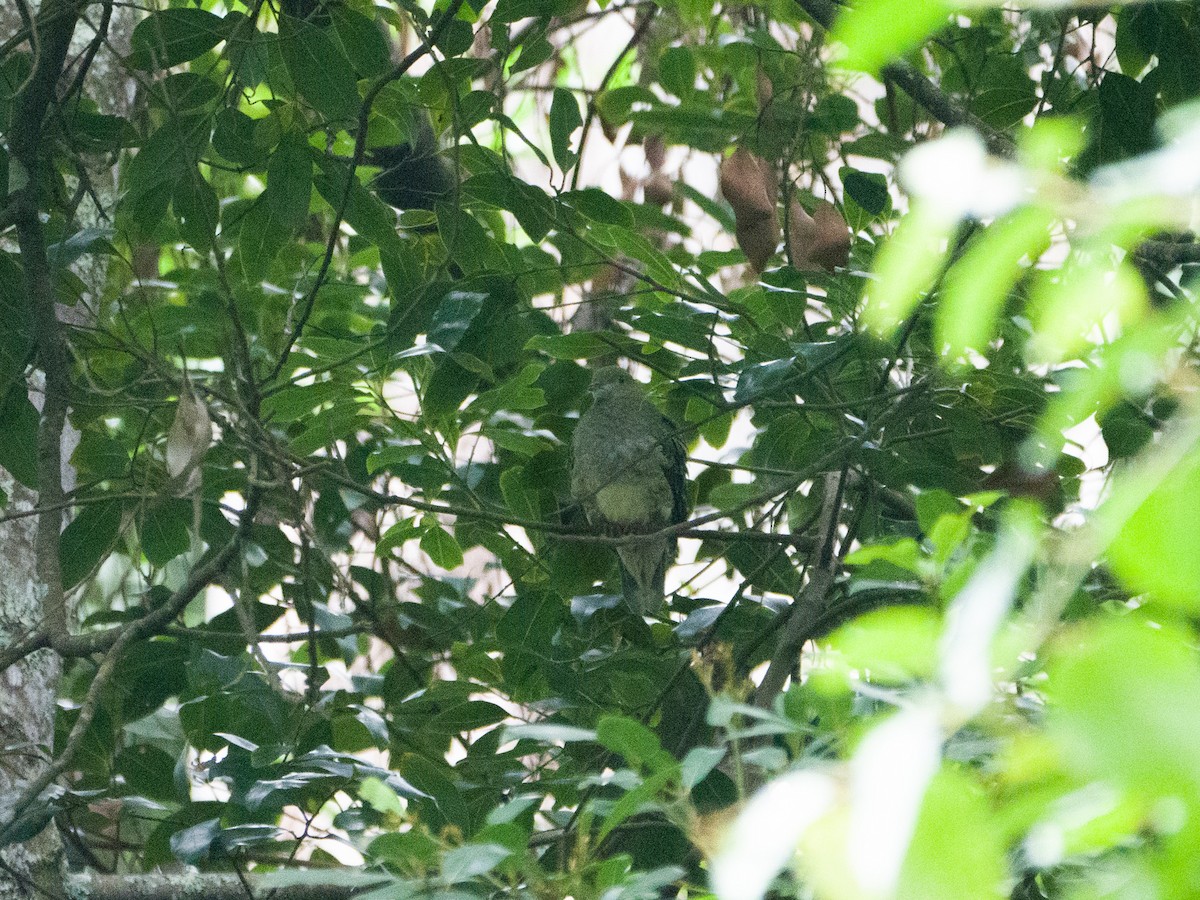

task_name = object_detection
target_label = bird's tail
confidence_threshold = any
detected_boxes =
[617,539,672,616]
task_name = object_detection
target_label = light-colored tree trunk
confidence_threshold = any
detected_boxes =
[0,0,135,893]
[0,480,63,898]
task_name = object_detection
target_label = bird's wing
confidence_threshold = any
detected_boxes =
[661,415,689,525]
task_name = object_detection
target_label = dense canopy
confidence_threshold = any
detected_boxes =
[2,0,1200,899]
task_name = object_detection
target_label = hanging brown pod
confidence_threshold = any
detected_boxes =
[810,201,851,271]
[720,149,779,271]
[789,200,851,272]
[786,200,819,270]
[644,134,667,171]
[643,171,673,207]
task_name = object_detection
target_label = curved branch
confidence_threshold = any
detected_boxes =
[753,468,844,709]
[794,0,1016,158]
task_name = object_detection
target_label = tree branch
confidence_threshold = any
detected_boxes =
[753,469,844,709]
[794,0,1016,158]
[1134,237,1200,268]
[66,871,362,900]
[0,500,255,842]
[9,0,82,640]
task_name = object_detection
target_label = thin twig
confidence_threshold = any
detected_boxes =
[269,0,468,384]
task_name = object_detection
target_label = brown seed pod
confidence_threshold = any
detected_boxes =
[756,68,774,110]
[786,200,819,270]
[166,385,212,495]
[643,171,673,207]
[809,201,851,271]
[720,149,779,271]
[719,149,776,220]
[644,134,666,171]
[736,216,779,272]
[788,200,851,272]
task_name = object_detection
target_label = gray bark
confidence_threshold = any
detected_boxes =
[0,0,134,894]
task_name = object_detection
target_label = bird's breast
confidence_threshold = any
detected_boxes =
[594,481,661,526]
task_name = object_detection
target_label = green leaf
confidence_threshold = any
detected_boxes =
[0,382,39,487]
[862,204,955,334]
[433,17,475,58]
[173,168,219,253]
[502,723,597,743]
[428,700,509,734]
[834,0,954,76]
[129,9,228,70]
[279,16,361,124]
[428,290,486,352]
[1049,618,1200,796]
[266,131,313,237]
[121,117,210,235]
[499,466,539,520]
[142,500,193,567]
[312,155,403,257]
[526,331,630,359]
[0,254,32,399]
[170,818,222,863]
[680,746,725,789]
[565,188,633,227]
[442,845,512,882]
[330,5,391,77]
[460,173,556,242]
[549,88,582,171]
[497,592,564,650]
[897,768,1006,900]
[1097,71,1157,158]
[1107,442,1200,610]
[420,522,464,569]
[659,46,696,98]
[436,203,497,275]
[596,767,676,843]
[831,606,940,684]
[937,204,1054,359]
[234,200,288,282]
[376,518,420,556]
[970,59,1038,130]
[841,168,889,216]
[596,715,674,774]
[398,755,469,831]
[1028,255,1148,364]
[212,108,267,167]
[60,499,123,590]
[844,537,922,572]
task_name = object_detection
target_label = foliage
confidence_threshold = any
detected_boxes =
[3,0,1200,898]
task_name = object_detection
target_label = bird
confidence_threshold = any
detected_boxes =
[570,367,689,615]
[369,112,455,212]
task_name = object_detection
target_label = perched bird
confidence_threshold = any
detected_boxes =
[370,112,455,212]
[570,367,689,615]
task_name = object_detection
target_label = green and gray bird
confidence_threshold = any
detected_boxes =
[570,367,689,615]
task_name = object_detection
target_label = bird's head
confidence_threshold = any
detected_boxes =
[588,366,637,402]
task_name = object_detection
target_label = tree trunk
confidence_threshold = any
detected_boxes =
[0,0,135,894]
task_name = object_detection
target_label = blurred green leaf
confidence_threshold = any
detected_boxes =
[862,204,955,334]
[937,204,1054,360]
[833,0,954,75]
